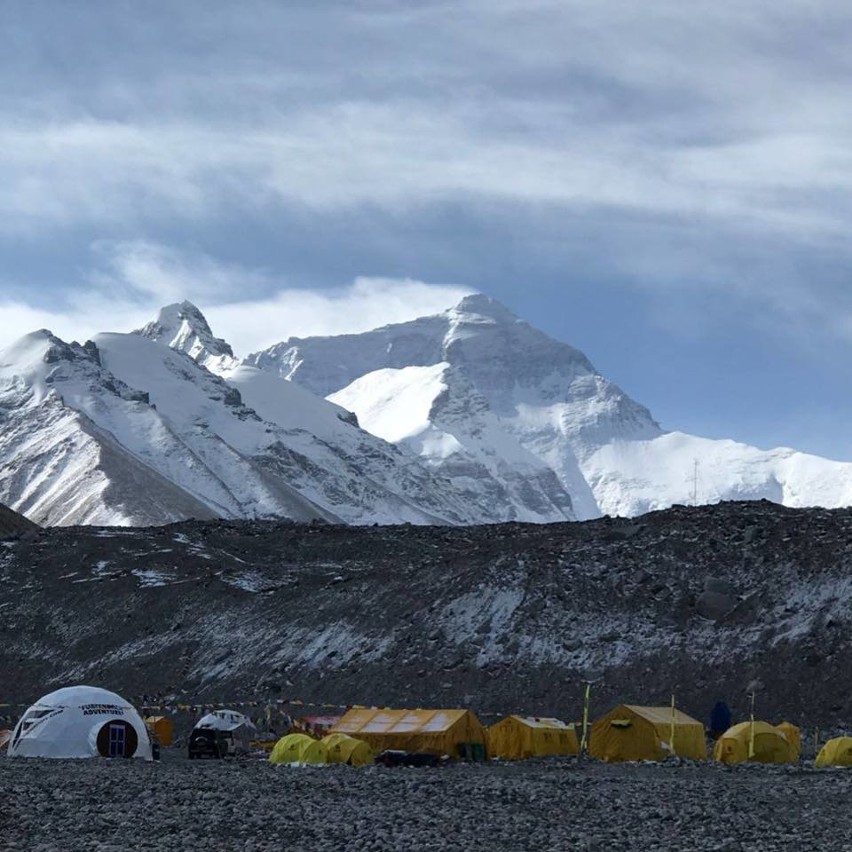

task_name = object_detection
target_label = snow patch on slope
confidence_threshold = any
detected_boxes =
[584,432,852,518]
[330,363,576,522]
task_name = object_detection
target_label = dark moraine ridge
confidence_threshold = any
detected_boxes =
[0,501,38,540]
[1,500,850,728]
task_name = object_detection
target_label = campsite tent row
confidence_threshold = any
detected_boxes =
[267,710,580,764]
[7,688,852,769]
[590,704,808,765]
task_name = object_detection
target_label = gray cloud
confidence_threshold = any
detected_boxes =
[3,0,852,460]
[3,1,851,243]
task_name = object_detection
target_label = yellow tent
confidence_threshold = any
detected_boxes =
[321,733,373,766]
[331,708,485,758]
[712,722,795,765]
[486,716,579,760]
[144,716,174,748]
[269,733,328,765]
[816,736,852,768]
[775,722,801,760]
[589,704,707,762]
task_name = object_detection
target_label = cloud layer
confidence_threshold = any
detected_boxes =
[3,1,852,244]
[3,1,852,457]
[0,242,471,355]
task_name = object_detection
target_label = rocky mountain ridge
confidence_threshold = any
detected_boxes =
[0,318,542,527]
[1,501,849,725]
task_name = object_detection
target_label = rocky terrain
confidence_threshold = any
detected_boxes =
[0,502,36,539]
[1,499,851,729]
[3,756,851,851]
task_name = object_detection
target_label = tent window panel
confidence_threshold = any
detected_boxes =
[610,720,632,728]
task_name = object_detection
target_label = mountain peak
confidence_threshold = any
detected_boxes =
[136,301,234,368]
[138,301,216,342]
[450,293,520,324]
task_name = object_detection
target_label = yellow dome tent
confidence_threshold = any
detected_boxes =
[269,733,328,765]
[589,704,707,762]
[331,708,485,758]
[321,733,373,766]
[775,722,801,760]
[144,716,174,748]
[486,716,579,760]
[816,737,852,768]
[712,722,795,765]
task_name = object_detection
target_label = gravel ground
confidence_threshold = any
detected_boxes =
[3,755,852,851]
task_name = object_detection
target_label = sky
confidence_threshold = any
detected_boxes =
[2,0,852,458]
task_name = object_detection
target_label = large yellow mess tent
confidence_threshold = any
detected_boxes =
[486,716,579,761]
[331,708,485,758]
[712,722,795,765]
[816,737,852,768]
[322,733,373,766]
[590,704,706,762]
[269,733,328,765]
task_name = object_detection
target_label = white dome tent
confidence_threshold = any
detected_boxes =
[7,685,152,760]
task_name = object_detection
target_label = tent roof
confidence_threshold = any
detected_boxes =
[334,708,469,735]
[195,709,255,732]
[623,705,703,726]
[720,721,785,738]
[507,716,572,729]
[31,685,134,710]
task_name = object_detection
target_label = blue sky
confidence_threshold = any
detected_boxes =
[3,1,852,458]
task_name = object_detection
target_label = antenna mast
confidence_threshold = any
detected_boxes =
[691,458,699,505]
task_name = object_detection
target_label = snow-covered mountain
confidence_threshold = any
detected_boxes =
[247,293,852,519]
[5,294,852,528]
[0,319,529,526]
[145,302,577,524]
[0,302,577,526]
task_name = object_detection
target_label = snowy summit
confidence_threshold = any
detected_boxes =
[1,294,851,527]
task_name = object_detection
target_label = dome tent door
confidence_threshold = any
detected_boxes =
[97,720,138,758]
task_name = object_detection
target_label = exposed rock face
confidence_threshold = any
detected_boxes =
[1,500,850,726]
[136,300,236,372]
[0,502,37,539]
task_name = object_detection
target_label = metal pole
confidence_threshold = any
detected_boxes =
[669,693,676,757]
[748,692,756,759]
[580,682,592,758]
